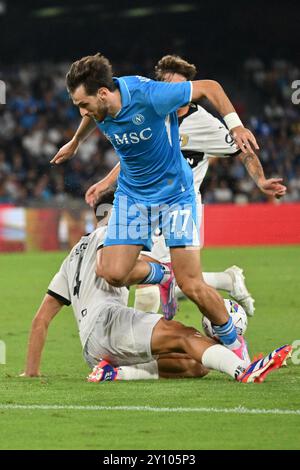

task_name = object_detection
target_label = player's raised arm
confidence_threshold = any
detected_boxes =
[50,115,96,165]
[21,294,64,377]
[191,80,259,154]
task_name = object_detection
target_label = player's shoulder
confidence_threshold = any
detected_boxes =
[184,102,217,122]
[68,228,106,261]
[179,103,201,124]
[192,103,208,114]
[115,76,158,109]
[92,226,107,247]
[118,75,154,96]
[80,227,107,249]
[120,75,152,85]
[118,75,152,89]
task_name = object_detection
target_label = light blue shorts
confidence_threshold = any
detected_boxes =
[104,189,200,251]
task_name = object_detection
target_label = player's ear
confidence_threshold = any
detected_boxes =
[97,87,108,101]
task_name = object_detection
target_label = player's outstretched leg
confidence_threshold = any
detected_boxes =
[151,319,292,383]
[87,355,209,382]
[87,317,292,384]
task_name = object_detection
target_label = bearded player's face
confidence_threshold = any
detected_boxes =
[72,84,109,122]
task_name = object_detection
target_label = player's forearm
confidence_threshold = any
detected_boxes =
[239,152,266,187]
[99,162,120,186]
[73,116,97,145]
[191,80,236,118]
[24,318,49,376]
[24,295,62,376]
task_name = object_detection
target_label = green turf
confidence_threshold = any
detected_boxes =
[0,246,300,449]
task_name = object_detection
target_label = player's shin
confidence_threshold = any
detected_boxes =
[201,344,245,379]
[117,361,159,380]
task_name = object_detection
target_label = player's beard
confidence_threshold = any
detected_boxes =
[92,100,109,122]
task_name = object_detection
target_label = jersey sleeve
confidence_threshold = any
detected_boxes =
[146,80,192,117]
[47,258,71,306]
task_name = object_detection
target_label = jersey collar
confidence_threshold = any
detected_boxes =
[178,102,198,126]
[100,78,131,123]
[113,77,131,111]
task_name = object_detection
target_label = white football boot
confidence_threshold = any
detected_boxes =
[225,265,255,316]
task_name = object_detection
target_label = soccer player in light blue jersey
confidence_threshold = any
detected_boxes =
[51,53,259,363]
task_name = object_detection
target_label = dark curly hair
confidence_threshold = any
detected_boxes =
[66,52,116,95]
[155,55,197,81]
[93,185,116,222]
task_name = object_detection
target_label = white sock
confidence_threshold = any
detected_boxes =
[117,361,159,380]
[201,344,245,379]
[202,272,233,292]
[175,272,233,299]
[175,285,187,299]
[134,286,160,313]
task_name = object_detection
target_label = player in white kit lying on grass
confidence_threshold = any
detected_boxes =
[85,55,286,319]
[21,196,292,384]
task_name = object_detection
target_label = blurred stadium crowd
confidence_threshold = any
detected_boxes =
[0,58,299,207]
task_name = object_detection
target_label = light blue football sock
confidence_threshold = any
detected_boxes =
[213,317,239,348]
[140,262,166,285]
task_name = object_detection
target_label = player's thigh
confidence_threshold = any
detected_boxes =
[151,317,198,356]
[157,354,209,379]
[170,246,204,287]
[85,305,162,367]
[104,193,152,254]
[100,244,143,278]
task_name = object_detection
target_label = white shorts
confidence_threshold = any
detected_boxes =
[142,193,203,263]
[83,303,162,368]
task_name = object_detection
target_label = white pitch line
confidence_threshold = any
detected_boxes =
[0,404,299,416]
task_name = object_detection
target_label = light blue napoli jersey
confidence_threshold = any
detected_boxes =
[96,76,194,203]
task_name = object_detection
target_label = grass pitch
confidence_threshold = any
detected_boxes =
[0,246,299,450]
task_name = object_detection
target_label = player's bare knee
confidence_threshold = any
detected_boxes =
[191,362,210,378]
[105,273,127,287]
[97,266,128,287]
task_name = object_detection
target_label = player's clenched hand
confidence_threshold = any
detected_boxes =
[258,178,287,199]
[50,137,80,165]
[231,126,259,154]
[85,180,109,207]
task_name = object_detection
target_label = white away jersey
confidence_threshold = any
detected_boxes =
[179,104,241,192]
[47,227,129,348]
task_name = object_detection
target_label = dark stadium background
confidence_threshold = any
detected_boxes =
[1,0,299,70]
[0,0,299,249]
